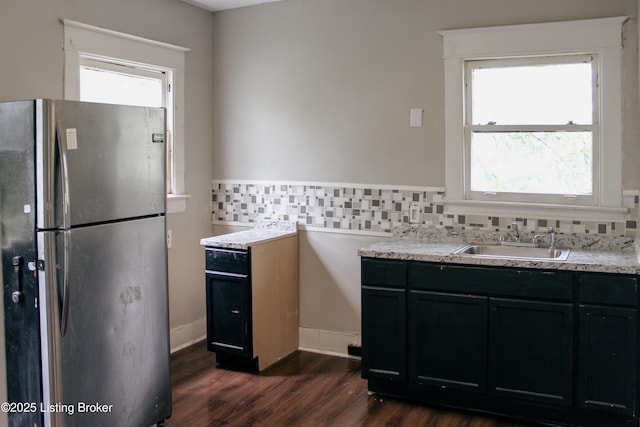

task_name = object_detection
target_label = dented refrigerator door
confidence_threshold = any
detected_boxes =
[37,217,170,426]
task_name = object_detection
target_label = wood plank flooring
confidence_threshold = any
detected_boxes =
[168,342,529,427]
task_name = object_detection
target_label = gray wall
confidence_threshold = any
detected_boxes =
[212,0,639,188]
[210,0,639,351]
[0,0,214,352]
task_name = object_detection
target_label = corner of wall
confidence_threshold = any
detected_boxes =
[298,327,360,358]
[170,316,207,354]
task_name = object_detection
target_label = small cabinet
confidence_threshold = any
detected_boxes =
[204,234,299,372]
[577,274,638,416]
[361,258,407,381]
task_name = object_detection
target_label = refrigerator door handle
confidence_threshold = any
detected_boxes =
[55,121,71,230]
[37,230,65,427]
[60,230,70,337]
[11,256,24,304]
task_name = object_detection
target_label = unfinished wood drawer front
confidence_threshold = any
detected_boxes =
[578,274,638,307]
[206,248,249,274]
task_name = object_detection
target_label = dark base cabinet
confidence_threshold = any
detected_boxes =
[361,258,640,427]
[361,258,407,381]
[206,248,252,359]
[204,236,299,372]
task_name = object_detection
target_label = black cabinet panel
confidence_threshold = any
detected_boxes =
[488,298,573,405]
[362,258,407,288]
[206,248,249,274]
[410,263,573,301]
[578,305,637,415]
[409,290,487,391]
[579,274,638,307]
[362,286,406,380]
[206,273,251,356]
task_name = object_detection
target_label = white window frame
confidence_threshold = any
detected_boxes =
[439,17,628,220]
[63,19,190,214]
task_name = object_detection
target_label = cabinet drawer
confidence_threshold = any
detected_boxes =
[578,274,638,307]
[362,258,407,289]
[206,248,249,274]
[410,263,573,301]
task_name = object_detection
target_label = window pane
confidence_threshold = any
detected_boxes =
[470,132,592,195]
[471,62,592,125]
[80,66,163,108]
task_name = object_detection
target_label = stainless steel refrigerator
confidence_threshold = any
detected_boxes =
[0,99,172,426]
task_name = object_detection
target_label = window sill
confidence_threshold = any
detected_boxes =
[167,194,191,214]
[444,199,629,222]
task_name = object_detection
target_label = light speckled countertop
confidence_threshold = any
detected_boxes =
[200,220,297,250]
[359,227,640,275]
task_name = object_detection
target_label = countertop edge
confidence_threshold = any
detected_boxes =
[358,243,640,275]
[200,230,297,250]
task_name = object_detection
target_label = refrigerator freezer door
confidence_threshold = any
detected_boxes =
[38,217,171,426]
[40,100,166,229]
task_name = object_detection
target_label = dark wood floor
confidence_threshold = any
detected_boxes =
[168,342,529,427]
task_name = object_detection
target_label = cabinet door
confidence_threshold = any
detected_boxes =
[409,291,487,391]
[577,305,637,416]
[206,273,251,356]
[488,298,573,406]
[361,286,406,381]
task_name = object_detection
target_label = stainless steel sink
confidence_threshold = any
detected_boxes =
[451,244,570,261]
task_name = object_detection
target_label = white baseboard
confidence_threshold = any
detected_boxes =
[298,327,360,358]
[170,317,206,353]
[169,321,360,359]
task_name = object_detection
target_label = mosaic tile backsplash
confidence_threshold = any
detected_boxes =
[211,181,639,239]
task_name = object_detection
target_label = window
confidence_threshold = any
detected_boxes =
[80,58,168,108]
[63,20,190,213]
[78,57,175,194]
[440,17,628,219]
[466,55,596,204]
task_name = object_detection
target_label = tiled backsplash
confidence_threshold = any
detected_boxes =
[211,181,639,238]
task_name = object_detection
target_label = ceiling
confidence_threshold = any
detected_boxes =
[180,0,283,12]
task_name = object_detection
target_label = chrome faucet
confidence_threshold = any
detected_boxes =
[511,223,520,242]
[534,227,556,248]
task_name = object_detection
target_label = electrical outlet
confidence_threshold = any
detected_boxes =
[167,229,172,249]
[347,344,361,357]
[409,204,421,224]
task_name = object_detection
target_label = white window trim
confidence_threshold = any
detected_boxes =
[62,19,190,214]
[439,16,629,220]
